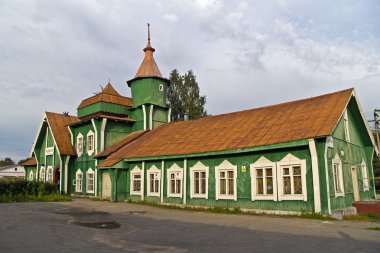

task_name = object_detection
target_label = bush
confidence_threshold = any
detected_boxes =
[0,178,68,202]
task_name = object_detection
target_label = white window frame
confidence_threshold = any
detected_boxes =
[130,166,143,196]
[29,170,34,181]
[250,156,277,201]
[76,133,83,157]
[361,159,369,191]
[332,153,345,197]
[86,168,95,193]
[189,162,209,199]
[75,169,83,192]
[46,166,53,183]
[167,163,183,198]
[40,166,46,182]
[215,160,237,201]
[343,110,350,143]
[147,165,161,197]
[86,130,95,156]
[277,154,307,201]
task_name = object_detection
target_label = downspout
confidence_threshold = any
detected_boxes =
[309,139,321,213]
[183,159,187,205]
[65,156,70,194]
[150,105,154,130]
[324,140,332,215]
[142,105,147,130]
[168,108,172,123]
[142,161,145,201]
[100,118,107,152]
[161,160,164,203]
[370,149,376,199]
[91,119,99,196]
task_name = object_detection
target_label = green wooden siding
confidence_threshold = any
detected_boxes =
[130,78,169,108]
[77,102,129,118]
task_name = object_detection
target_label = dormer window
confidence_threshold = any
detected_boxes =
[159,84,164,91]
[77,133,83,157]
[87,130,95,156]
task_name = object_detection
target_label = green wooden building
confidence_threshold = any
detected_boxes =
[23,30,378,216]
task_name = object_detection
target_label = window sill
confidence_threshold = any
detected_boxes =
[280,195,305,201]
[130,192,142,196]
[334,193,345,198]
[167,194,182,198]
[147,193,160,197]
[190,194,208,199]
[86,190,94,194]
[253,195,276,201]
[216,195,236,200]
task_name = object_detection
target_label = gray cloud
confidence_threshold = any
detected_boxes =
[1,0,380,160]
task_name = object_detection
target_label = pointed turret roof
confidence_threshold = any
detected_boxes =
[127,24,169,86]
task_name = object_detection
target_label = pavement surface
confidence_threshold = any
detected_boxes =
[1,198,380,253]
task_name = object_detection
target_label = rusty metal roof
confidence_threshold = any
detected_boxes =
[21,157,37,166]
[77,83,132,109]
[98,88,354,166]
[45,112,79,155]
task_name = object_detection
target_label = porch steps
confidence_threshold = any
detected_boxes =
[353,201,380,215]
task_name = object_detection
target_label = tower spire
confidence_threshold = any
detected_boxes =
[147,23,150,42]
[144,23,154,52]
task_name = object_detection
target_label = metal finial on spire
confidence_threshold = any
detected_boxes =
[147,23,151,42]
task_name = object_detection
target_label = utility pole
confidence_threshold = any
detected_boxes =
[375,109,380,152]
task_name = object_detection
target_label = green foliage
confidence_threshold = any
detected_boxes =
[0,178,70,202]
[344,213,380,222]
[367,227,380,231]
[167,69,207,121]
[0,157,15,166]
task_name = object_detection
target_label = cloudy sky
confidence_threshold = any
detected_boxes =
[1,0,380,161]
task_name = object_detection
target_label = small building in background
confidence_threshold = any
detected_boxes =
[0,165,25,179]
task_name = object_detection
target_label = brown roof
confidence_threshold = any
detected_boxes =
[77,83,132,109]
[96,130,148,159]
[21,157,37,166]
[98,88,354,166]
[133,33,162,79]
[45,112,79,155]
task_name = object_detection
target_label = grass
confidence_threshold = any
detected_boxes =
[125,199,335,220]
[0,193,71,203]
[367,227,380,231]
[344,213,380,222]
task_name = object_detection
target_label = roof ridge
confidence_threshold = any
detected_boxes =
[168,88,354,126]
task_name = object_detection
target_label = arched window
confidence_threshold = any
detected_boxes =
[250,156,277,201]
[86,168,95,193]
[75,169,83,192]
[332,153,344,197]
[76,133,83,157]
[361,160,369,191]
[190,162,209,199]
[29,171,34,181]
[87,130,95,156]
[130,166,142,196]
[147,165,160,197]
[46,166,53,183]
[40,167,46,182]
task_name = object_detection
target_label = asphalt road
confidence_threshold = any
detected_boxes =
[0,199,379,253]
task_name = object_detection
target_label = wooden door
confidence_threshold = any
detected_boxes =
[102,173,111,200]
[351,167,360,202]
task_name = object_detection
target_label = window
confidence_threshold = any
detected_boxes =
[46,166,53,183]
[29,171,34,181]
[40,167,46,182]
[250,157,277,201]
[215,160,237,201]
[86,130,95,156]
[361,160,369,191]
[343,110,350,142]
[75,169,83,192]
[130,166,143,195]
[86,168,94,193]
[277,154,307,201]
[147,165,160,197]
[159,84,164,91]
[77,133,83,156]
[332,153,344,197]
[190,162,209,199]
[167,164,183,198]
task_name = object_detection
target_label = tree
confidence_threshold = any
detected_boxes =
[0,157,15,166]
[167,69,207,121]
